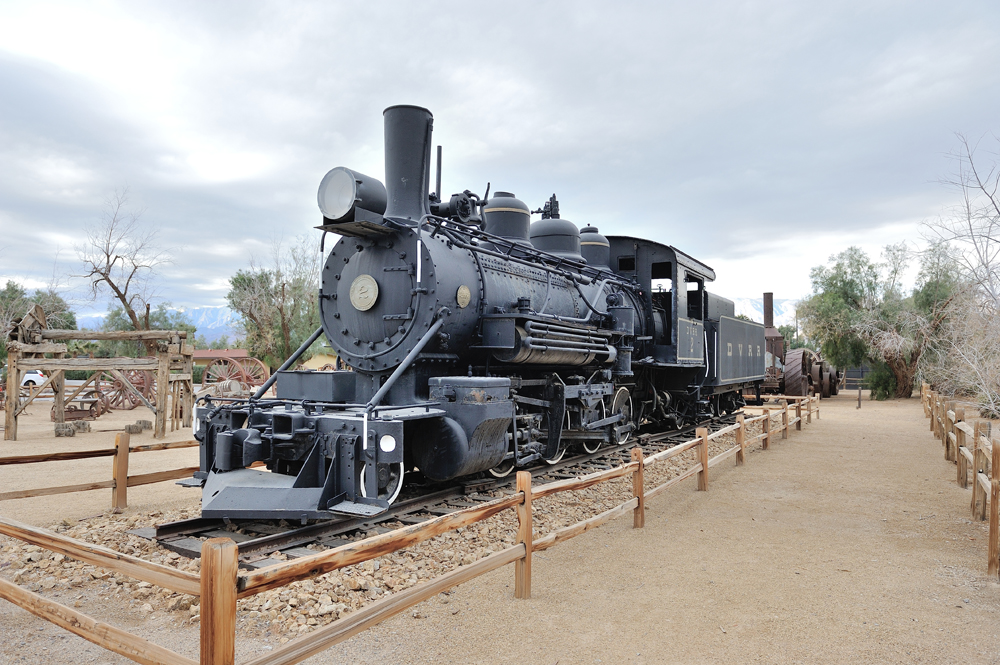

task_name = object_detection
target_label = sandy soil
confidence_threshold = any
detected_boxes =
[0,403,201,524]
[4,393,1000,664]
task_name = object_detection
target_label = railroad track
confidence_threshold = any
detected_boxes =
[136,415,737,567]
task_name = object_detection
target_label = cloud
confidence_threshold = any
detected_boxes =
[1,0,999,313]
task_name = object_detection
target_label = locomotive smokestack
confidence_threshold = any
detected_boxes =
[383,105,433,222]
[763,292,774,328]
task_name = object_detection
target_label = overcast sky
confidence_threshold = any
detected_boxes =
[1,0,997,316]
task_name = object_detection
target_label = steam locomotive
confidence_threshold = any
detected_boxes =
[191,105,765,520]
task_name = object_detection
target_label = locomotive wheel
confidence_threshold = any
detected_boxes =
[360,462,404,504]
[581,402,605,454]
[487,456,516,477]
[610,387,633,444]
[543,444,566,465]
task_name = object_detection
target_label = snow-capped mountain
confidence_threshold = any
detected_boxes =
[731,297,798,327]
[76,306,241,342]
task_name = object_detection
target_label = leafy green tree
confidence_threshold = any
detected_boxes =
[778,324,810,350]
[226,236,321,369]
[799,245,949,399]
[94,304,195,357]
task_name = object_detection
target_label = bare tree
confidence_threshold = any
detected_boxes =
[76,188,169,348]
[922,134,1000,415]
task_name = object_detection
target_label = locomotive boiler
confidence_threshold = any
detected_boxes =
[191,105,765,521]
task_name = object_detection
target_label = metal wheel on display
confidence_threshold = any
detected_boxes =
[830,370,840,396]
[203,358,246,387]
[821,370,831,398]
[783,348,809,397]
[610,386,633,444]
[237,358,269,390]
[360,462,405,504]
[86,390,111,416]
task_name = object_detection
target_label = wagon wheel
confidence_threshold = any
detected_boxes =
[84,390,111,416]
[319,363,337,372]
[237,357,269,388]
[204,358,246,386]
[102,371,141,410]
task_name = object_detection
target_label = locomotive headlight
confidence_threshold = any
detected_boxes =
[379,434,396,453]
[317,167,387,223]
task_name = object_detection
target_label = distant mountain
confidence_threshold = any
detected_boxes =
[75,306,242,343]
[73,298,795,342]
[731,297,798,327]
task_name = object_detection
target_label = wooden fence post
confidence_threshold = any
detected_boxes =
[930,391,937,434]
[974,436,988,521]
[112,432,130,513]
[806,395,812,424]
[815,394,820,420]
[736,414,746,466]
[514,471,532,599]
[200,538,238,665]
[955,407,966,485]
[696,427,709,491]
[946,404,957,462]
[990,435,1000,577]
[154,350,170,439]
[795,400,802,431]
[922,384,930,417]
[762,410,771,451]
[781,402,789,440]
[631,448,644,528]
[5,350,18,440]
[52,369,65,424]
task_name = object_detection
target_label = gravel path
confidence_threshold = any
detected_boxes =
[4,394,1000,663]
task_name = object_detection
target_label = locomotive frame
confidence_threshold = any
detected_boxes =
[191,105,765,521]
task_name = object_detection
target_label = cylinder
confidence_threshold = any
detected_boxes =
[383,105,433,222]
[763,292,774,328]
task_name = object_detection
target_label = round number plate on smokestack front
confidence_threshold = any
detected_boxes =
[350,275,379,311]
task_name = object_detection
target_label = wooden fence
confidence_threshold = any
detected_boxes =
[0,433,199,510]
[0,395,821,665]
[921,383,1000,576]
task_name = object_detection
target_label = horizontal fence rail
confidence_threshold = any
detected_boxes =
[0,395,822,665]
[0,435,199,508]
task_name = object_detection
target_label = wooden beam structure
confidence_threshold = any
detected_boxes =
[4,327,194,440]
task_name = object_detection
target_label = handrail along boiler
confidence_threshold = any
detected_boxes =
[191,105,765,520]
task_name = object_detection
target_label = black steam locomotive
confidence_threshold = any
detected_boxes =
[192,105,765,520]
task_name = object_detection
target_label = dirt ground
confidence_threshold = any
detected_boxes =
[0,403,201,524]
[4,393,1000,664]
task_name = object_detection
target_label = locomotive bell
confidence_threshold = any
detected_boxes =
[483,192,531,244]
